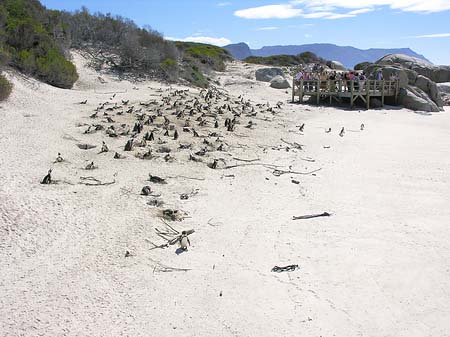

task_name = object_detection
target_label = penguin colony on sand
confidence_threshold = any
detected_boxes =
[42,86,366,253]
[74,86,285,169]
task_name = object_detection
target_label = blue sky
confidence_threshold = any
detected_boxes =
[41,0,450,64]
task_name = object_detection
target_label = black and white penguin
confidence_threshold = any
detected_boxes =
[41,169,52,184]
[100,141,109,153]
[339,127,345,137]
[179,231,191,250]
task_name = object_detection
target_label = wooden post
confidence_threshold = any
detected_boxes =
[316,80,320,105]
[300,79,304,103]
[292,77,295,103]
[338,79,342,101]
[327,80,331,104]
[366,80,370,110]
[381,80,385,107]
[395,80,400,104]
[350,80,354,109]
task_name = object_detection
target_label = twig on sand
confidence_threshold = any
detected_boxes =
[222,163,281,170]
[167,175,205,181]
[153,264,191,273]
[79,176,116,186]
[233,157,260,163]
[292,212,332,220]
[280,138,304,150]
[272,168,322,177]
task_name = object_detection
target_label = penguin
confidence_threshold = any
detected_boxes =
[85,161,95,170]
[141,186,152,196]
[56,153,64,163]
[163,129,169,137]
[124,139,133,151]
[339,127,345,137]
[209,159,218,169]
[41,169,52,185]
[299,123,305,132]
[100,141,109,153]
[173,129,179,140]
[325,128,331,133]
[360,123,365,131]
[149,131,155,141]
[192,129,200,138]
[214,120,219,128]
[179,231,191,251]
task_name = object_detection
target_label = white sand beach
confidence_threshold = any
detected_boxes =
[1,54,450,337]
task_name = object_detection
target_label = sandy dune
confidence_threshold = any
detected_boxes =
[1,54,449,337]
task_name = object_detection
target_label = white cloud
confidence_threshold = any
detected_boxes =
[256,26,280,31]
[217,2,232,7]
[414,33,450,38]
[235,0,450,20]
[166,36,232,46]
[292,0,450,13]
[234,5,303,19]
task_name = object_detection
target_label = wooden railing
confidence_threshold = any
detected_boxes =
[292,79,400,108]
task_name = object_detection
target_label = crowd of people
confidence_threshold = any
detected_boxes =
[294,64,399,92]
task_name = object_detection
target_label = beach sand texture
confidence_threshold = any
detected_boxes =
[1,54,450,337]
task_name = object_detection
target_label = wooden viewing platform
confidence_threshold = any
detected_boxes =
[291,79,400,109]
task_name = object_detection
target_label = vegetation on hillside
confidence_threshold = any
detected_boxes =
[175,42,232,87]
[0,0,78,88]
[244,52,325,67]
[0,0,231,90]
[0,73,12,101]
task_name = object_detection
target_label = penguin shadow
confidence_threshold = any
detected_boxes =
[175,248,188,255]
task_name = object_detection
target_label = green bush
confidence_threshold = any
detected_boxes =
[0,74,13,101]
[0,0,79,88]
[35,48,78,88]
[161,57,178,80]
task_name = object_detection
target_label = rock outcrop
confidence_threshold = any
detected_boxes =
[255,68,285,82]
[270,76,291,89]
[362,54,448,112]
[377,54,450,83]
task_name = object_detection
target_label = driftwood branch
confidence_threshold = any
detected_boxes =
[233,157,260,163]
[166,175,205,181]
[272,168,322,176]
[292,212,331,220]
[79,176,116,186]
[222,163,281,170]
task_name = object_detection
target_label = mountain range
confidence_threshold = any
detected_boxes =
[224,42,430,69]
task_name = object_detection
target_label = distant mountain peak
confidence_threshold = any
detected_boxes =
[224,42,430,68]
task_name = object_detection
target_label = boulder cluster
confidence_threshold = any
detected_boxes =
[364,54,450,112]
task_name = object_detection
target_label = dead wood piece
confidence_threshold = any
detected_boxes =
[79,176,116,186]
[233,157,260,163]
[271,265,299,273]
[292,212,331,220]
[272,168,322,177]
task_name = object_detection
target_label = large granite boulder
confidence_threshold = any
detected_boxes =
[438,83,450,105]
[270,76,291,89]
[330,60,347,71]
[361,54,447,111]
[376,54,450,83]
[399,86,441,112]
[255,67,284,82]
